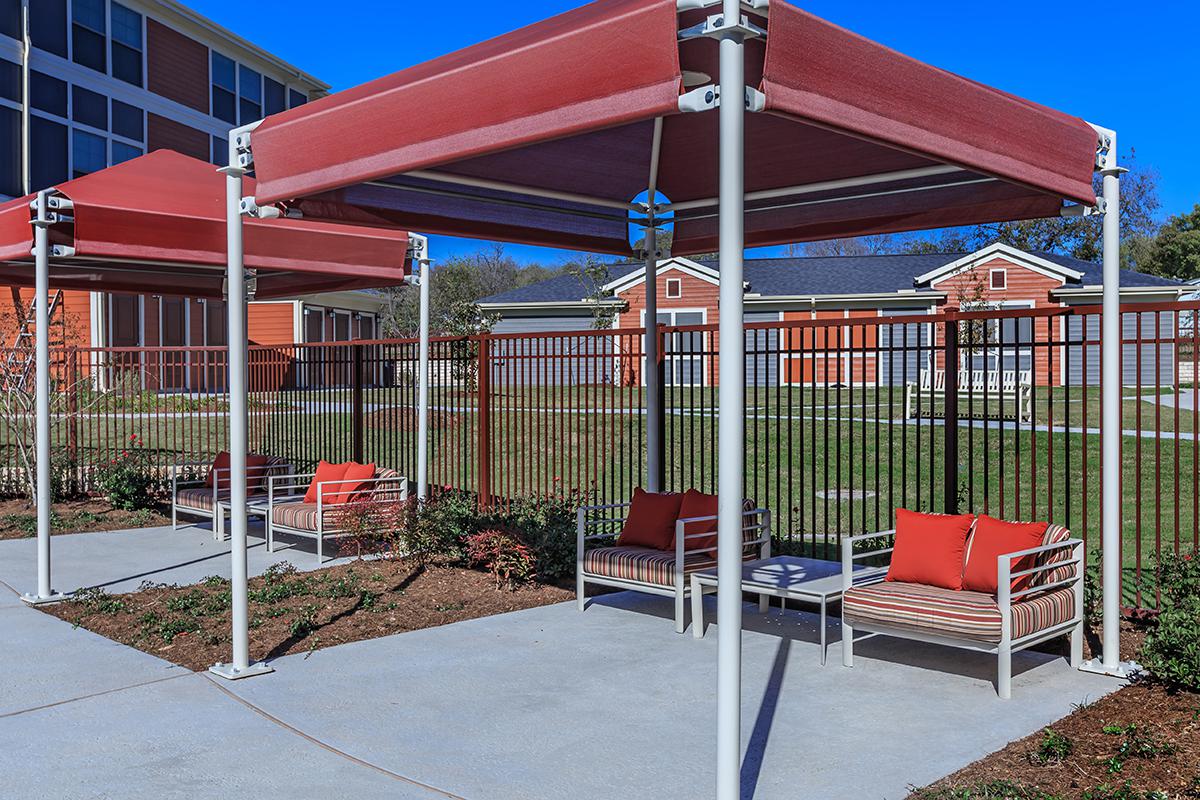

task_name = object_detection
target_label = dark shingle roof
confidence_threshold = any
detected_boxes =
[479,252,1180,305]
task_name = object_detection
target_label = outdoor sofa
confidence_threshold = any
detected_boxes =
[840,514,1083,699]
[576,490,771,633]
[171,454,291,539]
[266,464,408,563]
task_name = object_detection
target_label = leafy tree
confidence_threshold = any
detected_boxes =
[1140,204,1200,281]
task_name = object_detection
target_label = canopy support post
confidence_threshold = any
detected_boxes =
[211,128,272,681]
[21,190,64,606]
[644,220,662,492]
[716,0,747,796]
[1081,128,1138,679]
[414,235,431,501]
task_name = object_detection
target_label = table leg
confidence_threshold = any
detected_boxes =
[820,597,828,667]
[758,592,768,614]
[691,575,705,639]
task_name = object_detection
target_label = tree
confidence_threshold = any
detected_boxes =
[1140,204,1200,281]
[788,234,900,258]
[378,244,554,336]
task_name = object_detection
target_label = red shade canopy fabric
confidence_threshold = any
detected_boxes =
[0,150,411,299]
[247,0,1100,256]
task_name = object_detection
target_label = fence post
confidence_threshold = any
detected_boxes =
[476,334,492,509]
[351,343,364,463]
[943,312,960,514]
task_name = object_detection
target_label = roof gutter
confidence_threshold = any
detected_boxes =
[1052,286,1184,298]
[478,299,626,313]
[744,291,947,304]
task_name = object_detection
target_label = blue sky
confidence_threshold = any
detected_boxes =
[191,0,1198,265]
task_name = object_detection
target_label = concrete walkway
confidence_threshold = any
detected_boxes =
[0,527,1119,799]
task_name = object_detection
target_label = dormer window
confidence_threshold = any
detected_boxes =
[666,277,682,299]
[990,268,1007,290]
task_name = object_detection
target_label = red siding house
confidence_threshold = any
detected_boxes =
[480,244,1184,387]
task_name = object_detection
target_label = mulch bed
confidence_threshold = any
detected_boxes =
[0,498,169,540]
[41,558,572,672]
[910,620,1200,800]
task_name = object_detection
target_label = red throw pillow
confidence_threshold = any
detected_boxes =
[886,509,975,590]
[244,454,272,496]
[304,460,350,504]
[675,489,719,553]
[336,462,376,504]
[962,515,1049,594]
[616,488,683,550]
[205,452,231,489]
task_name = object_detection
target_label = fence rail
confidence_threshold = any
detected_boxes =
[3,300,1197,609]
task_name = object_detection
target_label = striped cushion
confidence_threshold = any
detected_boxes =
[271,502,339,532]
[175,488,219,512]
[1030,524,1074,588]
[582,546,720,587]
[843,581,1076,643]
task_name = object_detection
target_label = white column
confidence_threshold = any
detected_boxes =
[21,191,63,605]
[644,222,661,491]
[416,251,431,501]
[716,0,746,796]
[1082,131,1136,677]
[210,135,271,680]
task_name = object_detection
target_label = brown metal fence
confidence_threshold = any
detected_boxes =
[2,300,1196,608]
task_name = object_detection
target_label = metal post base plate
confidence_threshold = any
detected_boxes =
[21,591,67,606]
[208,661,274,681]
[1079,658,1142,679]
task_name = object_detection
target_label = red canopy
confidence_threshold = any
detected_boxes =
[247,0,1099,256]
[0,150,412,299]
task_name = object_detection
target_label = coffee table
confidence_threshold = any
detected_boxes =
[214,496,273,541]
[690,555,868,665]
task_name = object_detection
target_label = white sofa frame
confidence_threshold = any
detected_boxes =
[171,460,290,540]
[840,529,1084,699]
[576,501,771,634]
[265,472,408,563]
[905,367,1032,423]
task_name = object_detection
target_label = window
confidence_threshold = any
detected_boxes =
[211,52,236,124]
[72,85,107,130]
[30,0,68,58]
[238,64,261,124]
[72,128,106,177]
[111,100,143,141]
[289,89,307,108]
[71,0,106,73]
[990,269,1007,290]
[666,278,682,299]
[0,59,19,102]
[263,76,285,116]
[110,2,142,86]
[111,140,141,165]
[211,136,228,167]
[31,71,67,116]
[31,116,68,188]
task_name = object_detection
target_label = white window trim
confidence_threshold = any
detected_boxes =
[989,267,1008,291]
[639,306,708,387]
[665,277,682,299]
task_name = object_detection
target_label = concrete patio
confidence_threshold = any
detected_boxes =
[0,526,1118,799]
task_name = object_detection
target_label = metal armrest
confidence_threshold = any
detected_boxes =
[997,538,1083,608]
[842,529,895,591]
[675,508,771,561]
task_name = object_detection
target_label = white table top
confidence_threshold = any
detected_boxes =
[691,555,871,598]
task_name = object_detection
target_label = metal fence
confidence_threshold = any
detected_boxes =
[2,300,1197,608]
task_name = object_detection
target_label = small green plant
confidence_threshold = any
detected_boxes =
[909,780,1060,799]
[72,586,126,615]
[1028,728,1073,766]
[1140,550,1200,692]
[288,604,320,638]
[91,434,162,511]
[1100,723,1174,774]
[1083,783,1168,800]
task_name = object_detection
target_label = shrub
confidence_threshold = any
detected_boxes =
[1140,550,1200,692]
[464,528,535,589]
[91,434,162,510]
[504,485,589,581]
[1029,728,1073,766]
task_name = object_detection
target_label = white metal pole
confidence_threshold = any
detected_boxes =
[644,220,661,492]
[21,191,63,605]
[1082,130,1136,678]
[20,0,30,195]
[210,133,271,680]
[416,252,431,501]
[716,1,746,796]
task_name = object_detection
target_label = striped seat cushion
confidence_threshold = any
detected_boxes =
[582,546,721,587]
[271,502,339,532]
[175,488,218,512]
[1030,524,1075,587]
[843,581,1076,644]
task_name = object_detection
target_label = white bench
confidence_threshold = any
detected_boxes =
[905,367,1032,422]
